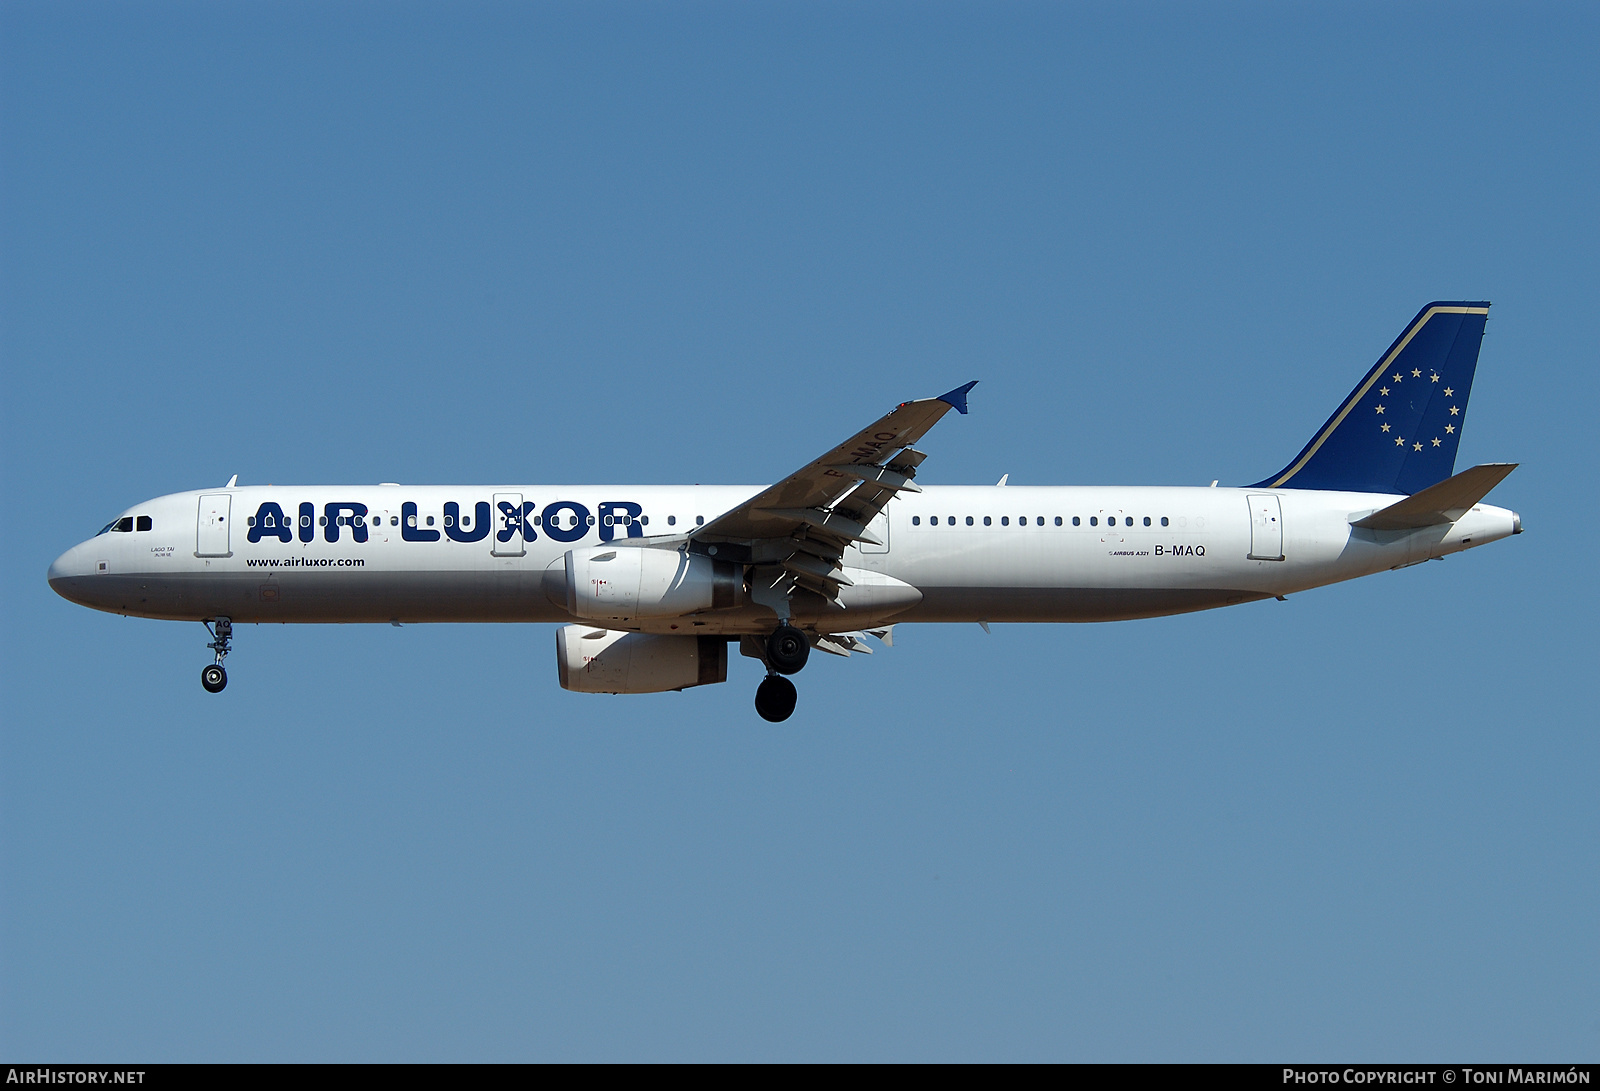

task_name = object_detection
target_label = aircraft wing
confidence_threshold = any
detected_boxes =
[690,381,976,600]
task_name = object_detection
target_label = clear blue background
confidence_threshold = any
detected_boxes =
[3,0,1595,1061]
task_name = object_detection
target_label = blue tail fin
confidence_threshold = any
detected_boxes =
[1250,302,1490,494]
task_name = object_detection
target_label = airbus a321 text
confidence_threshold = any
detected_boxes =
[50,302,1521,721]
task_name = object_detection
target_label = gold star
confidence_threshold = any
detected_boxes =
[1449,406,1460,415]
[1443,387,1454,397]
[1432,437,1441,447]
[1445,424,1455,433]
[1380,386,1390,396]
[1430,372,1440,382]
[1375,404,1385,414]
[1413,442,1423,451]
[1392,373,1403,383]
[1395,437,1405,446]
[1412,368,1422,377]
[1381,423,1391,432]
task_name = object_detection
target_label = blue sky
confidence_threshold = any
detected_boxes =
[3,1,1596,1061]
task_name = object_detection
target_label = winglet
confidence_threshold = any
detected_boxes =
[937,381,978,415]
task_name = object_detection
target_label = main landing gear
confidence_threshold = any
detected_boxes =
[754,623,810,722]
[201,617,232,693]
[755,674,797,722]
[765,623,810,675]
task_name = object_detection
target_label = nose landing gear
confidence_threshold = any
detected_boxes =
[201,617,232,693]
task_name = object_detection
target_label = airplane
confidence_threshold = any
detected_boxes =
[48,301,1521,722]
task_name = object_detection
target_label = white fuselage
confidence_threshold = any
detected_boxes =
[47,483,1519,632]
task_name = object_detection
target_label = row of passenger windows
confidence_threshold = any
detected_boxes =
[99,516,153,534]
[246,513,710,529]
[912,515,1171,527]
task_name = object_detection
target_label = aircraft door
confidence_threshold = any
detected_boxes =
[1247,494,1284,561]
[492,492,526,557]
[859,510,890,554]
[197,494,232,557]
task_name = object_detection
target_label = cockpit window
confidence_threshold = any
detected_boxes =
[136,515,152,532]
[115,517,134,532]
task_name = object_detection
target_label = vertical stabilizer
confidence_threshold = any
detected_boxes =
[1251,302,1490,494]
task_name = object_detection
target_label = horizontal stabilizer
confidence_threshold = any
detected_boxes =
[1351,463,1518,530]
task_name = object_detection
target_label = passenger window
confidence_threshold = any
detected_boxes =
[1090,517,1097,526]
[1161,517,1169,526]
[1125,517,1133,526]
[426,516,435,526]
[984,516,992,526]
[912,516,920,525]
[668,516,677,526]
[695,516,704,526]
[1143,516,1151,526]
[137,515,152,532]
[640,515,649,526]
[1037,517,1044,526]
[1054,516,1061,526]
[246,517,256,527]
[407,515,417,528]
[1001,516,1009,526]
[588,515,596,526]
[1072,516,1080,526]
[320,516,328,526]
[300,515,312,528]
[443,515,453,527]
[966,516,973,526]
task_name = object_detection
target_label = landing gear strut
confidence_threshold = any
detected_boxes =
[755,673,797,722]
[201,617,232,693]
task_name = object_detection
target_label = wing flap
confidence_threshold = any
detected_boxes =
[693,385,974,548]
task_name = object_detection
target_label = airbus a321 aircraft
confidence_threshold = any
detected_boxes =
[49,302,1521,721]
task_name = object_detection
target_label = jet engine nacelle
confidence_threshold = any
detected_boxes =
[561,546,742,622]
[556,626,729,694]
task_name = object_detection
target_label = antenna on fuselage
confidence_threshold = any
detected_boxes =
[225,474,238,487]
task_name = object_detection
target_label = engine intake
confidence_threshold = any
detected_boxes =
[559,546,742,622]
[556,627,728,694]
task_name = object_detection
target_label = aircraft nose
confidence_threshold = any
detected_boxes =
[48,543,93,599]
